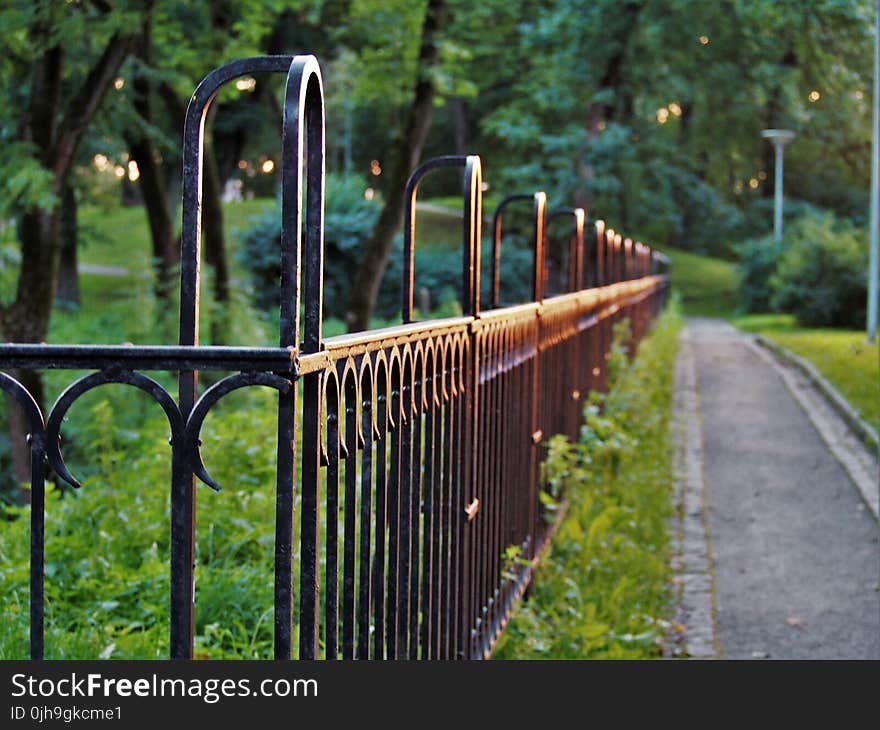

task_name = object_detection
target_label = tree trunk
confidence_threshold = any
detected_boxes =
[1,208,59,488]
[203,113,230,344]
[129,132,178,300]
[345,0,448,332]
[126,13,178,302]
[0,14,133,491]
[55,185,80,308]
[574,1,643,212]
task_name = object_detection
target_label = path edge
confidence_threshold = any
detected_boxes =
[753,334,879,454]
[667,325,720,659]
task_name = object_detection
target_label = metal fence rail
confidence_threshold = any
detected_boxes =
[0,55,668,660]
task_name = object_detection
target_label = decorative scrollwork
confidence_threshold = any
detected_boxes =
[0,371,45,446]
[184,371,292,491]
[44,369,185,489]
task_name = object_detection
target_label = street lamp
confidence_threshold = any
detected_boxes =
[867,0,879,343]
[761,129,796,245]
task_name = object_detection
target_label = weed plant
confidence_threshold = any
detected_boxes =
[494,302,682,659]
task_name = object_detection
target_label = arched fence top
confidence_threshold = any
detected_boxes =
[402,155,482,323]
[490,192,547,308]
[547,207,586,296]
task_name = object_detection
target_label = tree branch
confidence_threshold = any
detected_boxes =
[50,31,135,190]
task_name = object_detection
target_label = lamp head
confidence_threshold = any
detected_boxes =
[761,129,796,147]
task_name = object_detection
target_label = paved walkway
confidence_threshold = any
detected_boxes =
[672,318,879,660]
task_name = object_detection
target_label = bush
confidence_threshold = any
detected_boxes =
[235,173,381,318]
[735,234,782,313]
[770,213,868,328]
[238,176,539,324]
[375,232,538,319]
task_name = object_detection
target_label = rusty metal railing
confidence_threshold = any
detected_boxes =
[0,55,668,660]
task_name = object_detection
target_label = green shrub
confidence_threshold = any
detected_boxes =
[235,173,382,318]
[770,213,868,328]
[735,234,782,313]
[237,176,539,323]
[374,232,538,318]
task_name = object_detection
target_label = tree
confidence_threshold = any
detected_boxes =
[344,0,448,331]
[0,2,141,484]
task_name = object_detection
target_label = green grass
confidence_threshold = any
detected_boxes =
[494,302,683,659]
[661,246,740,318]
[79,199,273,276]
[733,314,880,434]
[421,194,502,216]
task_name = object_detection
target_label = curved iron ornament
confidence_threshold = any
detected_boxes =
[0,372,47,659]
[184,371,293,491]
[45,370,184,490]
[0,372,44,439]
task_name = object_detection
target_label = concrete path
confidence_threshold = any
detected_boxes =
[672,318,879,660]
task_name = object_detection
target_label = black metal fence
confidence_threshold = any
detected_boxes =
[0,55,668,660]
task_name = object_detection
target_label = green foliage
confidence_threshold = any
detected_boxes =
[735,234,782,313]
[237,191,538,321]
[451,0,873,260]
[375,230,537,318]
[236,174,382,316]
[494,302,682,659]
[736,211,869,327]
[769,213,868,328]
[0,388,281,659]
[0,142,57,218]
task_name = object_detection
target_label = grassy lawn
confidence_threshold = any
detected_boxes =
[79,199,274,276]
[733,314,880,434]
[661,246,740,318]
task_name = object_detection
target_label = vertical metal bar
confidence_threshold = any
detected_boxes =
[324,381,340,659]
[30,436,45,660]
[441,355,456,659]
[357,371,373,660]
[420,364,435,658]
[458,341,475,659]
[533,196,547,302]
[396,365,412,658]
[285,56,326,661]
[572,210,584,292]
[299,374,321,660]
[408,366,423,657]
[437,362,454,659]
[372,370,388,659]
[386,369,401,659]
[342,377,358,659]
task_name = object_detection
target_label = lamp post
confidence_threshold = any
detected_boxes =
[867,0,879,343]
[761,129,796,245]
